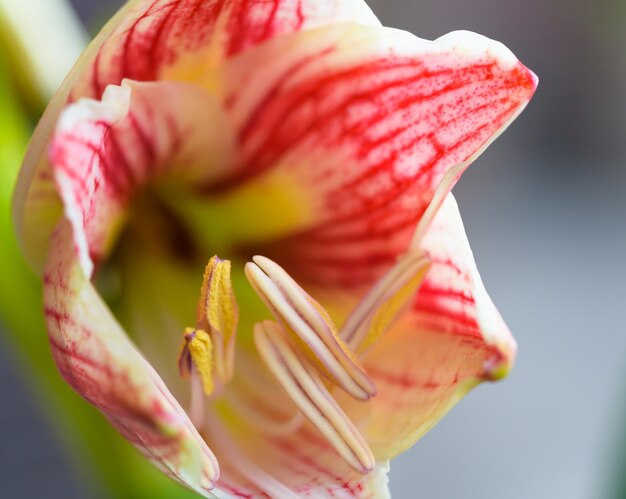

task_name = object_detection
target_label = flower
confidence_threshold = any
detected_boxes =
[12,0,537,497]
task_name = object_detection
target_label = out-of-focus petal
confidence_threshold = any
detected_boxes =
[44,222,219,496]
[71,0,381,99]
[208,25,535,282]
[24,80,233,274]
[337,194,516,459]
[13,1,144,269]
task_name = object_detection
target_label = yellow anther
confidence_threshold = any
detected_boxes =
[197,256,238,383]
[178,255,238,406]
[178,328,214,396]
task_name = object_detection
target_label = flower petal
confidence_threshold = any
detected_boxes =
[13,0,146,270]
[14,0,381,269]
[208,24,535,282]
[337,194,517,459]
[210,425,391,498]
[216,427,392,499]
[70,0,380,100]
[44,221,219,495]
[46,79,233,276]
[208,348,391,497]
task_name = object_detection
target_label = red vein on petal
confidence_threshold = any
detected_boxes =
[237,62,499,175]
[147,1,182,74]
[129,111,158,167]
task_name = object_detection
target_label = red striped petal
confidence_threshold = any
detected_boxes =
[48,80,233,275]
[206,348,391,497]
[73,0,381,100]
[413,196,516,364]
[44,222,219,495]
[14,1,141,270]
[215,425,391,498]
[215,26,536,283]
[337,194,516,459]
[14,0,380,270]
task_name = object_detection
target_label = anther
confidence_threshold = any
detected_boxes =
[178,328,213,429]
[178,328,214,395]
[178,256,239,430]
[196,256,238,383]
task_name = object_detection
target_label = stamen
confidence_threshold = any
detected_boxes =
[197,256,239,383]
[245,256,375,401]
[341,252,431,353]
[178,256,239,430]
[178,328,213,429]
[254,321,375,474]
[178,328,214,395]
[190,367,207,431]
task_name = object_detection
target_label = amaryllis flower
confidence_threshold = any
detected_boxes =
[13,1,537,497]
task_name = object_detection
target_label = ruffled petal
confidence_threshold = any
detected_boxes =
[206,25,535,283]
[36,80,233,275]
[15,0,379,270]
[12,0,149,270]
[44,222,219,496]
[337,194,516,459]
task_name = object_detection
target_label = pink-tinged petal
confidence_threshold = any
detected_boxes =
[72,0,381,99]
[414,195,516,377]
[337,194,516,459]
[44,222,219,495]
[14,0,379,271]
[216,427,391,498]
[212,25,535,282]
[47,80,233,275]
[207,349,391,497]
[13,1,148,271]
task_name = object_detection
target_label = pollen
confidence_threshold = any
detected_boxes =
[178,256,239,400]
[197,256,239,382]
[178,328,214,396]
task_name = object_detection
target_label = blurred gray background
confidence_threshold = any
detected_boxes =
[1,0,625,498]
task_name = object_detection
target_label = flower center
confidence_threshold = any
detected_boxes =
[178,250,430,473]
